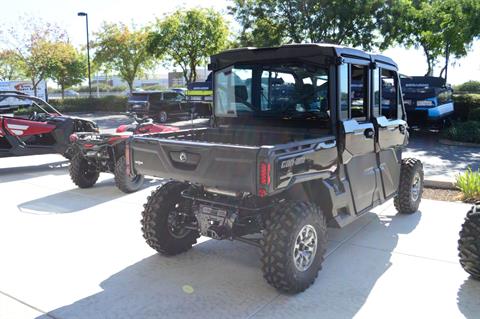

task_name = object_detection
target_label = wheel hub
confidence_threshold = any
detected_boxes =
[293,224,318,272]
[167,203,191,239]
[411,173,421,202]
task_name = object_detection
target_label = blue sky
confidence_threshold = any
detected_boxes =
[1,0,479,84]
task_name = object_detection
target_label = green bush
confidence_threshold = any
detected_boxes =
[14,96,127,115]
[468,108,480,121]
[72,84,127,93]
[456,168,480,201]
[454,81,480,93]
[453,94,480,121]
[51,96,127,112]
[442,121,480,144]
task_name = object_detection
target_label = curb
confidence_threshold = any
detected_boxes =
[424,177,456,190]
[439,138,480,148]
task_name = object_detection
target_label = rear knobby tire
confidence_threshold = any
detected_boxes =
[394,158,424,214]
[261,200,327,293]
[69,154,99,188]
[114,155,144,193]
[458,204,480,280]
[141,181,199,256]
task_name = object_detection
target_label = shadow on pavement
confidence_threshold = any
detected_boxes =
[0,160,69,183]
[35,212,426,319]
[457,278,480,319]
[17,178,161,214]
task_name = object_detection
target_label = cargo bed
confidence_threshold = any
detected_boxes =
[130,127,332,193]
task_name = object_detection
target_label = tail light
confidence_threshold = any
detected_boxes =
[259,162,271,186]
[259,161,271,197]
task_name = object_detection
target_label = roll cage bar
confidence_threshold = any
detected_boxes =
[0,91,63,116]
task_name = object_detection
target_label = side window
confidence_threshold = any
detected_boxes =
[438,90,453,104]
[350,64,367,121]
[163,92,177,101]
[381,69,398,119]
[339,64,349,119]
[150,93,163,103]
[372,68,380,117]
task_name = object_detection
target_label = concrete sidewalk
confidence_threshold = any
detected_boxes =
[1,154,479,319]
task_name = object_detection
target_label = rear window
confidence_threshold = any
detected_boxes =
[128,94,149,102]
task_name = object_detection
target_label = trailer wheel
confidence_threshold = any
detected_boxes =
[394,158,424,214]
[69,154,99,188]
[141,181,199,256]
[114,155,144,193]
[458,204,480,280]
[261,200,327,293]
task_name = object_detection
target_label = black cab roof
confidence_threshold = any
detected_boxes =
[210,43,397,71]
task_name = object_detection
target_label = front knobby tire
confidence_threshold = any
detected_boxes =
[261,200,327,293]
[394,158,424,214]
[114,155,144,193]
[458,204,480,280]
[141,181,199,256]
[69,154,99,188]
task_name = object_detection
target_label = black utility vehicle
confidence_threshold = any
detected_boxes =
[128,44,424,293]
[458,204,480,280]
[127,91,195,123]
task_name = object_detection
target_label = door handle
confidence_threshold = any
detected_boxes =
[364,128,375,139]
[316,140,336,150]
[399,124,406,134]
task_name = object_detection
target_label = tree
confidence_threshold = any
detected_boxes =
[0,50,24,81]
[229,0,384,50]
[49,43,86,100]
[93,23,155,93]
[147,8,229,84]
[380,0,480,77]
[1,16,68,95]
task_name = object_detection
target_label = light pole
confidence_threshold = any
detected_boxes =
[78,12,92,98]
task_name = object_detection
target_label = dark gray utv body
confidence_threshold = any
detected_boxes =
[128,44,424,293]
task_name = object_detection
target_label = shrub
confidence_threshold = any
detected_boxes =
[442,121,480,144]
[453,94,480,121]
[14,96,127,115]
[50,96,128,113]
[456,168,480,201]
[455,81,480,93]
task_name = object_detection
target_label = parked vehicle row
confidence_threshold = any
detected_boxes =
[1,44,477,295]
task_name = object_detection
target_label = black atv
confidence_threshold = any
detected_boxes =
[69,113,178,193]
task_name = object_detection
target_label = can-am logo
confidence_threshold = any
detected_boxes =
[281,156,306,169]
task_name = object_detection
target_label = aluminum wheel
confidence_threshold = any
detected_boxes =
[293,224,318,272]
[411,172,421,202]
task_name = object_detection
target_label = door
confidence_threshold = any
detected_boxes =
[372,67,408,198]
[339,63,381,213]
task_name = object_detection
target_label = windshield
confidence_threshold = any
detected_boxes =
[214,63,329,120]
[128,94,149,102]
[0,95,61,115]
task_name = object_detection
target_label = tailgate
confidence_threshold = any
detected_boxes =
[130,137,260,193]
